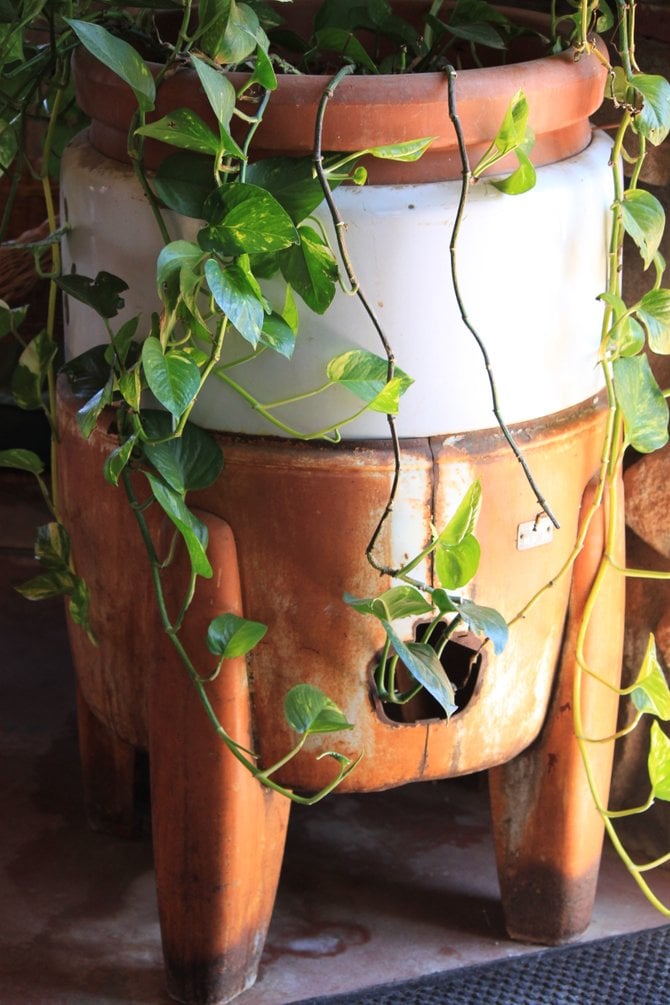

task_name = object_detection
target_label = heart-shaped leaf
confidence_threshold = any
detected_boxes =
[207,612,267,658]
[632,635,670,720]
[145,472,212,578]
[136,109,222,156]
[285,684,354,735]
[68,19,156,112]
[632,73,670,146]
[622,190,665,270]
[613,354,669,453]
[0,448,44,475]
[141,337,201,419]
[280,225,339,314]
[191,55,237,129]
[383,621,457,719]
[649,721,670,801]
[327,349,413,406]
[635,288,670,354]
[142,411,223,493]
[201,183,299,255]
[205,257,265,347]
[455,598,508,655]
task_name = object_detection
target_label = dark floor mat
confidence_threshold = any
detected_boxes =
[295,925,670,1005]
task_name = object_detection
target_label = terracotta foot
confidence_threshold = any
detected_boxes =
[149,511,291,1005]
[489,475,625,943]
[75,685,141,837]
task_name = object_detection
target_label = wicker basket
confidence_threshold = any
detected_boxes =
[0,218,55,307]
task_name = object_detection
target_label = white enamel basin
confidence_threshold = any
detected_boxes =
[61,129,612,437]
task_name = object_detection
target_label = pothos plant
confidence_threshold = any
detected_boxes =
[0,0,669,907]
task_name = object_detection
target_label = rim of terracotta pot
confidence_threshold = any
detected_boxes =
[72,6,608,184]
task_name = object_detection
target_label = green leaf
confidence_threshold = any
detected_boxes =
[0,301,27,340]
[246,157,332,224]
[327,350,413,407]
[648,721,670,801]
[343,592,378,616]
[118,369,142,410]
[603,289,647,356]
[135,109,222,156]
[260,311,296,359]
[76,379,114,439]
[455,598,508,655]
[68,576,94,639]
[635,289,670,353]
[67,19,155,113]
[201,183,299,255]
[154,154,216,218]
[62,345,111,398]
[57,271,128,319]
[11,330,58,410]
[364,137,435,162]
[312,27,379,73]
[433,482,482,589]
[104,435,138,487]
[608,65,628,105]
[436,535,481,590]
[431,589,459,614]
[279,225,339,314]
[284,683,354,735]
[355,585,434,621]
[191,55,237,129]
[110,316,140,367]
[448,19,505,48]
[16,569,76,601]
[205,258,264,347]
[0,448,44,475]
[437,481,482,546]
[491,147,536,195]
[632,635,670,720]
[473,90,530,178]
[613,354,669,453]
[632,74,670,146]
[204,0,263,64]
[622,190,665,270]
[142,411,223,493]
[206,612,267,658]
[197,0,232,58]
[34,522,70,570]
[157,240,204,290]
[383,621,457,719]
[246,43,277,90]
[145,472,212,578]
[366,374,413,414]
[141,337,201,419]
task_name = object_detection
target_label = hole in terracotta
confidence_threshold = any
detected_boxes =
[381,628,485,724]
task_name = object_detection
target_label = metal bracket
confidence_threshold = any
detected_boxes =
[517,513,554,551]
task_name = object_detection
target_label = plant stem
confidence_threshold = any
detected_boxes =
[444,65,559,529]
[312,65,403,574]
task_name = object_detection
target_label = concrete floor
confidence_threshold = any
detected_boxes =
[2,467,670,1005]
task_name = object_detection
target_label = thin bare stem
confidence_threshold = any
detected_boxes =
[444,66,559,529]
[312,65,402,574]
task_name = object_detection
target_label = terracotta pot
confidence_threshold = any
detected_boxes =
[72,4,607,182]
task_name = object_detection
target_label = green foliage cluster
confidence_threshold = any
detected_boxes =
[0,0,670,901]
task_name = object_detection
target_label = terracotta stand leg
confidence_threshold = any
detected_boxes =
[76,685,140,837]
[489,476,625,943]
[149,512,291,1005]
